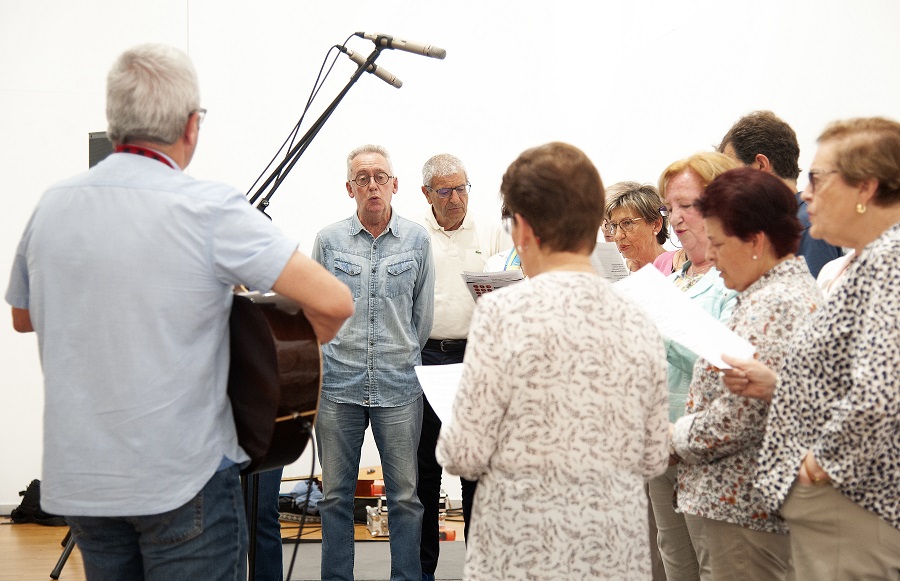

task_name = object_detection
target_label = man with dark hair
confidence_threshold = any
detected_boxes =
[719,110,843,277]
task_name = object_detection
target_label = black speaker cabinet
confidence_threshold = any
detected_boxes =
[88,131,113,168]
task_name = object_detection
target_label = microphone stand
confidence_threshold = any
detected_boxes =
[248,46,386,215]
[242,47,387,581]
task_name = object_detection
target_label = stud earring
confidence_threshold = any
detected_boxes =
[856,203,867,214]
[752,255,758,260]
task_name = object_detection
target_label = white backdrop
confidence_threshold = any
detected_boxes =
[1,0,899,508]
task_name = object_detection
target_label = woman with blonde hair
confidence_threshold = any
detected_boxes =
[648,151,740,581]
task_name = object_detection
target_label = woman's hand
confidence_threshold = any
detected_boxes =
[720,354,777,403]
[797,450,831,486]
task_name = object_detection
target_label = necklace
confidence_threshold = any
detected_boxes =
[687,262,713,277]
[676,261,712,291]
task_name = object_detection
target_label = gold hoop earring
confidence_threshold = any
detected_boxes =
[856,203,867,214]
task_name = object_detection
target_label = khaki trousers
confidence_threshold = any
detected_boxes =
[648,465,701,581]
[684,513,793,581]
[782,482,900,581]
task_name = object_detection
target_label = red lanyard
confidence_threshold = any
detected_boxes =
[114,144,175,169]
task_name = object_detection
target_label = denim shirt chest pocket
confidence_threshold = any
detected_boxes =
[333,258,363,299]
[386,259,415,298]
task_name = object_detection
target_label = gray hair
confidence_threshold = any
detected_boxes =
[421,154,467,187]
[106,44,200,145]
[604,181,669,244]
[346,144,393,180]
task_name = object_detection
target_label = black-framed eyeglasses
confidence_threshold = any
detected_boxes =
[351,172,393,187]
[807,169,839,192]
[426,183,471,199]
[501,214,515,235]
[603,217,646,236]
[195,108,207,126]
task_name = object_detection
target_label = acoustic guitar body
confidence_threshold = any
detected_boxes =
[228,292,322,474]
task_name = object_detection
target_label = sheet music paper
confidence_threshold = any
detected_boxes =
[415,363,464,425]
[591,242,630,282]
[612,265,755,369]
[461,270,525,301]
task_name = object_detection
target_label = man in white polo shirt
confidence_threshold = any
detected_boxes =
[415,153,510,581]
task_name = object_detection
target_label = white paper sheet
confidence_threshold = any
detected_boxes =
[612,265,755,369]
[415,363,464,425]
[460,270,525,301]
[591,242,630,282]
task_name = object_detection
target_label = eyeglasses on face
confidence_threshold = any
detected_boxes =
[351,172,393,187]
[427,183,471,199]
[603,217,646,236]
[807,169,839,192]
[194,108,207,126]
[501,214,515,235]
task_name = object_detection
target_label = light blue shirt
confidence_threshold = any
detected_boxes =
[313,211,434,407]
[665,263,738,422]
[5,152,298,516]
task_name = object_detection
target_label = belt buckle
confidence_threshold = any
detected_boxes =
[439,339,463,352]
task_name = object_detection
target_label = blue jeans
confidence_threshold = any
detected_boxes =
[249,467,284,581]
[316,396,424,581]
[67,464,248,581]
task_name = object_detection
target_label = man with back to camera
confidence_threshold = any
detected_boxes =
[312,144,435,581]
[5,43,353,580]
[719,110,843,278]
[414,153,511,581]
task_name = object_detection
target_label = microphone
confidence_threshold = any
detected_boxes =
[354,32,447,60]
[340,46,403,89]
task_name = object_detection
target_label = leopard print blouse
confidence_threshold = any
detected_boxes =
[756,222,900,530]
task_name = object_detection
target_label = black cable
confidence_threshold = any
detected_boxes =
[245,34,354,199]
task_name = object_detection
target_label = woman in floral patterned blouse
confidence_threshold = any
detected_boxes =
[437,142,670,580]
[669,167,823,580]
[722,117,900,580]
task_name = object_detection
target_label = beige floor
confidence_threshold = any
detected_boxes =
[0,514,466,580]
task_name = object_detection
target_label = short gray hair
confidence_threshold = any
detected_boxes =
[346,144,393,180]
[106,43,200,145]
[605,181,669,245]
[421,154,467,187]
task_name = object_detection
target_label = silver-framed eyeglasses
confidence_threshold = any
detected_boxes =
[807,169,839,192]
[501,214,515,235]
[195,107,207,126]
[427,183,471,199]
[351,172,393,187]
[603,217,646,236]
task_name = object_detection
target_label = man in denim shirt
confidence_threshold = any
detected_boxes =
[312,144,435,581]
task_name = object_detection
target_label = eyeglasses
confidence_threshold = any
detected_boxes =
[351,172,393,187]
[501,214,515,235]
[807,169,839,192]
[426,183,471,199]
[195,108,207,126]
[603,217,646,236]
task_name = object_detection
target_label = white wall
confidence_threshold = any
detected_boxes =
[2,0,899,508]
